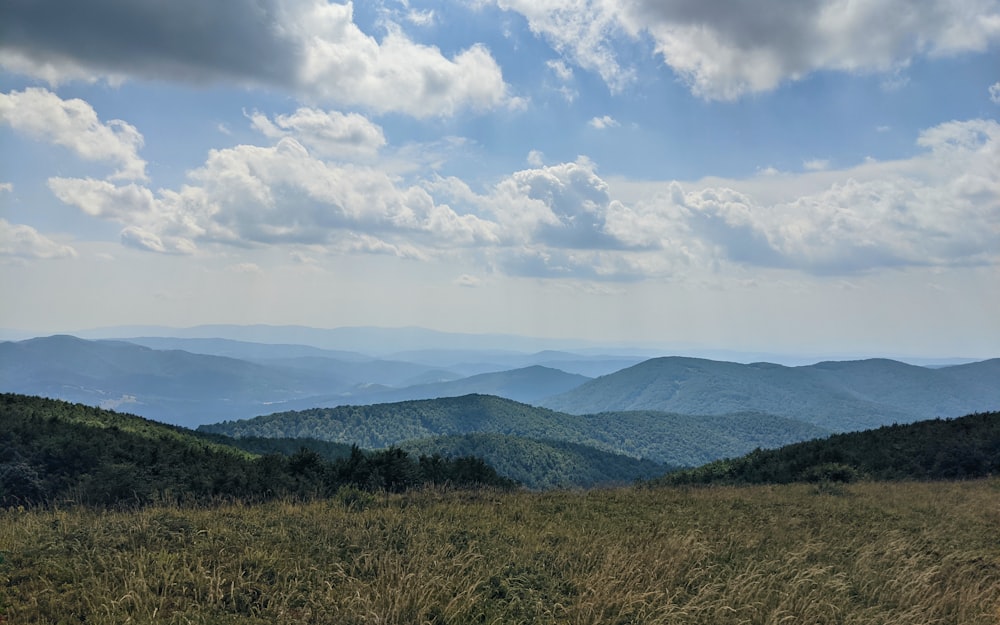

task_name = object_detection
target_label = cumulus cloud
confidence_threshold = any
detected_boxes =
[489,0,1000,99]
[0,0,513,117]
[49,136,500,255]
[0,219,77,260]
[588,115,619,129]
[990,81,1000,104]
[648,119,1000,274]
[0,88,147,180]
[248,107,386,159]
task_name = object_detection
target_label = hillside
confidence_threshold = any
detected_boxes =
[656,410,1000,486]
[399,433,668,489]
[540,356,1000,431]
[0,394,514,507]
[199,394,830,466]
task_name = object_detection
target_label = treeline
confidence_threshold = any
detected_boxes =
[0,394,515,508]
[655,411,1000,486]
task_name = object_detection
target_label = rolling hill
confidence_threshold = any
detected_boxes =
[0,394,514,507]
[539,356,1000,431]
[199,394,831,466]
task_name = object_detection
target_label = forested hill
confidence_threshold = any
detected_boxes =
[399,433,669,489]
[656,411,1000,486]
[199,394,830,466]
[540,356,1000,431]
[0,394,514,507]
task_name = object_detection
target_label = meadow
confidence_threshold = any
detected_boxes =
[2,480,998,624]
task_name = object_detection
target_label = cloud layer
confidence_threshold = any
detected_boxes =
[0,0,512,117]
[493,0,1000,99]
[37,89,1000,280]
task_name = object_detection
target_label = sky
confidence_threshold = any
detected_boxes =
[1,0,999,359]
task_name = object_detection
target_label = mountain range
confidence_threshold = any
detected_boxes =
[2,333,998,437]
[540,356,1000,431]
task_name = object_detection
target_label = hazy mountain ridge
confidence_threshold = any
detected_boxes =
[540,356,1000,431]
[0,336,590,426]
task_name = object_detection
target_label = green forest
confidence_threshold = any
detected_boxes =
[0,394,513,507]
[657,410,1000,486]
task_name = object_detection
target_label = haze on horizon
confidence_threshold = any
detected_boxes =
[1,0,998,361]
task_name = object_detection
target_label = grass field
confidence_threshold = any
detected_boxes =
[2,480,998,624]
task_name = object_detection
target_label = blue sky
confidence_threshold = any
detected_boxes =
[1,0,999,359]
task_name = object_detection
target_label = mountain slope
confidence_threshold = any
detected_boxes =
[399,433,668,489]
[199,394,830,466]
[656,410,1000,485]
[540,356,999,431]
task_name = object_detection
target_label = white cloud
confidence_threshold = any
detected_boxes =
[489,0,1000,100]
[297,4,514,117]
[546,59,573,82]
[803,159,830,171]
[0,183,12,192]
[404,9,436,26]
[49,137,501,255]
[248,107,386,159]
[990,81,1000,104]
[1,0,514,118]
[526,150,545,167]
[0,88,147,180]
[0,219,77,260]
[588,115,619,129]
[495,0,635,91]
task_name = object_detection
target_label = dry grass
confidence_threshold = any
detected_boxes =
[2,480,998,624]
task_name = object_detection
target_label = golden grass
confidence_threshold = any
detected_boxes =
[2,480,998,624]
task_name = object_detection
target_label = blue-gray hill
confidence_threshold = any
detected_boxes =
[539,356,1000,431]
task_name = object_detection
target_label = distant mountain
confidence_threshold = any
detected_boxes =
[199,394,830,466]
[656,410,1000,485]
[540,356,1000,431]
[0,335,343,427]
[399,433,668,489]
[122,336,373,362]
[0,336,583,426]
[336,366,590,406]
[76,324,601,354]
